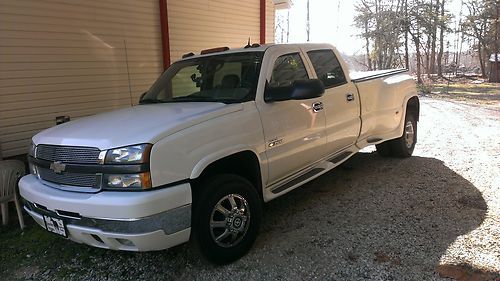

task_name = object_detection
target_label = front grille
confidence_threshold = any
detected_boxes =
[36,145,101,164]
[37,166,100,188]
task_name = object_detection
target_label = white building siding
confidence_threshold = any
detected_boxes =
[0,0,163,157]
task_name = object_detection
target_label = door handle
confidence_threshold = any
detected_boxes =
[312,102,324,112]
[346,93,355,102]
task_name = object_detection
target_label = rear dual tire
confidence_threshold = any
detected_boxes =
[376,113,417,158]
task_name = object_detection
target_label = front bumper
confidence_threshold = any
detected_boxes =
[19,175,192,251]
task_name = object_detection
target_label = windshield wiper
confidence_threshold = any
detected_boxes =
[141,96,228,104]
[139,98,164,104]
[169,96,220,102]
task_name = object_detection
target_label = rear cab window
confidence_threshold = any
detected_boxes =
[307,49,347,88]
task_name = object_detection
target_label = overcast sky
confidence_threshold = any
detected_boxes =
[277,0,465,55]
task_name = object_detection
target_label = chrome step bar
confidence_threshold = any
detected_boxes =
[270,150,355,195]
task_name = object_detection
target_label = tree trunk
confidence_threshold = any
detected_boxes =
[410,30,423,84]
[425,37,431,78]
[429,0,438,74]
[454,2,464,76]
[492,4,499,80]
[416,39,423,83]
[404,0,409,69]
[365,21,372,70]
[375,0,381,70]
[478,43,486,78]
[437,0,445,76]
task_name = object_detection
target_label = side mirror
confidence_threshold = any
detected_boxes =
[264,79,325,102]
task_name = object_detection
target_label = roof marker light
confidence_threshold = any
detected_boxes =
[200,47,230,55]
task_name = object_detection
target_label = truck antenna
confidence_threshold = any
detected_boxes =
[124,39,133,106]
[244,37,251,48]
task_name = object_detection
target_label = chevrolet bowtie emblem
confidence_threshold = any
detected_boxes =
[50,161,66,174]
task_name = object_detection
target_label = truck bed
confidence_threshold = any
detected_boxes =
[350,68,408,83]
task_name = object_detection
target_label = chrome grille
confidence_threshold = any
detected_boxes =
[37,167,100,188]
[36,145,100,164]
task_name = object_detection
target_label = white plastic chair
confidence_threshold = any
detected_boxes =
[0,160,25,229]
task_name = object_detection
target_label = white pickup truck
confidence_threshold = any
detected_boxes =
[20,43,419,263]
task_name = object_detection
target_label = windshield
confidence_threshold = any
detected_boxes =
[140,52,264,104]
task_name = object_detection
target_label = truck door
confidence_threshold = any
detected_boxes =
[256,46,327,185]
[304,47,361,155]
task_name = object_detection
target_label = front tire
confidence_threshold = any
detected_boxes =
[192,174,262,264]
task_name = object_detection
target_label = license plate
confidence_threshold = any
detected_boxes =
[43,215,68,238]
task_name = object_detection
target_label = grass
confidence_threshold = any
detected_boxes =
[418,82,500,107]
[0,214,111,280]
[431,83,500,96]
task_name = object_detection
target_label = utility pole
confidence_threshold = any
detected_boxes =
[287,10,290,43]
[306,0,310,42]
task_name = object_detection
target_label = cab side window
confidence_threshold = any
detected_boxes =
[307,50,347,88]
[269,53,309,88]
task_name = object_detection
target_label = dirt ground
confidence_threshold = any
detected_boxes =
[423,80,500,110]
[1,95,499,280]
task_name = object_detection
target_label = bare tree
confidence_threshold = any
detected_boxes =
[461,0,497,78]
[437,0,446,76]
[352,0,492,82]
[429,0,439,74]
[404,0,410,69]
[275,10,290,44]
[354,0,405,70]
[407,0,428,83]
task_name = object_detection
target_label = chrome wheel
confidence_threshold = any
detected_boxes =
[210,194,250,248]
[404,120,415,149]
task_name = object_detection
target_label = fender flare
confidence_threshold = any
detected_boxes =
[398,94,420,136]
[189,145,264,180]
[402,94,420,119]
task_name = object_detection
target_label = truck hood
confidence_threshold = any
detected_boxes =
[33,102,242,150]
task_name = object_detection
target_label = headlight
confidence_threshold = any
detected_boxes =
[104,172,152,190]
[29,142,36,157]
[104,144,152,164]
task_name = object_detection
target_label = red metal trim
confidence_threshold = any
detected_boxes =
[260,0,266,44]
[159,0,170,69]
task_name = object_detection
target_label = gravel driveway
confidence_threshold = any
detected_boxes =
[4,96,500,280]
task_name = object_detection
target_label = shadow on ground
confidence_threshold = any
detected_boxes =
[0,152,491,280]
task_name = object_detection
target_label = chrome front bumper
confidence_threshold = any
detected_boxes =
[19,175,192,251]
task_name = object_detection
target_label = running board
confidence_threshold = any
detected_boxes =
[270,162,334,194]
[328,151,352,163]
[367,137,383,143]
[270,151,355,195]
[271,167,326,194]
